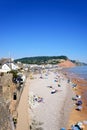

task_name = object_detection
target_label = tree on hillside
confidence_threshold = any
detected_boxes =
[15,56,68,64]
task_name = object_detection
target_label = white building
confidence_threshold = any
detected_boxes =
[0,64,11,72]
[0,63,19,73]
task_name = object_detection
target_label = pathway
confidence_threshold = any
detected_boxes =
[16,77,29,130]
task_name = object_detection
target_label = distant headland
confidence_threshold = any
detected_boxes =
[14,56,87,68]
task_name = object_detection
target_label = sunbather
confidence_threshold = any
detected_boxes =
[76,100,82,106]
[51,89,57,94]
[76,106,82,111]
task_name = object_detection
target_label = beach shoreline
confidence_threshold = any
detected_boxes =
[67,77,87,129]
[29,70,74,130]
[15,67,87,130]
[62,69,87,129]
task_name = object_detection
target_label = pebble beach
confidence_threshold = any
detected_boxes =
[29,70,73,130]
[15,68,87,130]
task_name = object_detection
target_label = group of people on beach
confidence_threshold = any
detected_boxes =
[29,70,86,130]
[68,80,85,130]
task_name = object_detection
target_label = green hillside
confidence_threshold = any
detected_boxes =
[15,56,68,65]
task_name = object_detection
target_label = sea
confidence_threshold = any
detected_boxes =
[63,66,87,80]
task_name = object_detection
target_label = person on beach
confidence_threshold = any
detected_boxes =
[76,100,82,106]
[76,105,82,111]
[72,95,81,101]
[51,89,57,94]
[71,121,85,130]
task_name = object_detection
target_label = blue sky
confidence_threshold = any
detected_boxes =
[0,0,87,62]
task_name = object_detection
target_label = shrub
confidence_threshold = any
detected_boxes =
[9,70,18,79]
[0,72,4,76]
